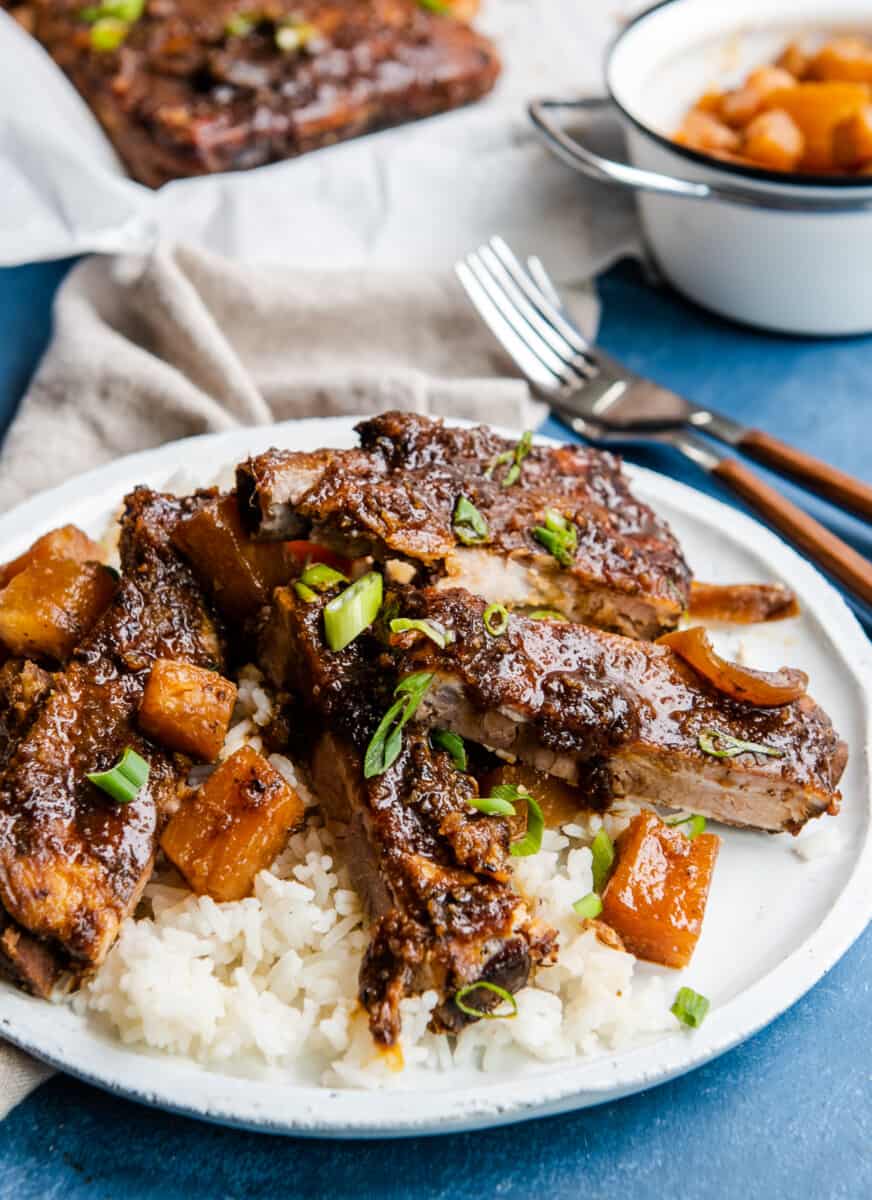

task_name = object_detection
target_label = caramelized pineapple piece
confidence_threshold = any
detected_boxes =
[0,559,116,662]
[675,109,740,154]
[601,811,720,969]
[762,82,870,170]
[742,109,804,171]
[174,494,295,622]
[478,763,588,829]
[0,524,104,589]
[139,658,237,762]
[832,104,872,167]
[161,745,304,901]
[808,37,872,84]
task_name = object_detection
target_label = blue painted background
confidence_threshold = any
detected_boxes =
[0,258,868,1200]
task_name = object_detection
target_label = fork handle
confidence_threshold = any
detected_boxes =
[713,457,872,608]
[738,428,872,524]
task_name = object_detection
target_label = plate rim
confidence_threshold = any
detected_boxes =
[0,414,869,1138]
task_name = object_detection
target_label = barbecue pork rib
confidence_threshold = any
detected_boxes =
[258,585,557,1043]
[237,412,691,639]
[389,590,846,834]
[0,490,224,984]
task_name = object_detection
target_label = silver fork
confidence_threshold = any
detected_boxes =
[455,238,872,612]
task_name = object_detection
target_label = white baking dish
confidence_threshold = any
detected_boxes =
[530,0,872,335]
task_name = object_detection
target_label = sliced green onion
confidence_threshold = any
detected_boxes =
[665,812,707,839]
[468,793,516,817]
[572,892,603,920]
[698,727,783,761]
[430,729,467,771]
[323,571,383,651]
[528,609,567,622]
[483,603,509,637]
[416,0,452,12]
[301,562,349,592]
[453,496,489,546]
[89,16,129,49]
[454,981,518,1020]
[509,791,544,858]
[485,430,533,488]
[224,11,257,36]
[591,827,615,893]
[671,986,710,1029]
[390,617,453,649]
[531,508,577,568]
[81,0,143,21]
[275,20,316,51]
[294,581,319,603]
[87,747,149,805]
[363,671,433,779]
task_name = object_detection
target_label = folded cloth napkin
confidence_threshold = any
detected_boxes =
[0,240,601,1110]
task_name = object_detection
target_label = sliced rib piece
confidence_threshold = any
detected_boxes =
[390,589,846,834]
[238,412,691,639]
[0,490,224,974]
[258,585,557,1043]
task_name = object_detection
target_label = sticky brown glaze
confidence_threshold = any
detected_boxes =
[688,581,800,624]
[392,589,846,833]
[313,731,556,1045]
[238,412,692,639]
[0,489,224,970]
[4,0,500,188]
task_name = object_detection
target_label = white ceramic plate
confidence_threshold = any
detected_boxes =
[0,416,869,1137]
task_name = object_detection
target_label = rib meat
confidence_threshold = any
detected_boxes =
[238,412,691,639]
[0,490,224,976]
[258,585,557,1043]
[389,589,846,834]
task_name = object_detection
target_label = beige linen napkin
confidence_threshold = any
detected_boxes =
[0,241,600,1112]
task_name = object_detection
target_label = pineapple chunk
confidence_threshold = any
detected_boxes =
[0,524,104,589]
[0,559,116,662]
[161,745,304,901]
[601,811,719,969]
[174,494,294,622]
[139,658,237,762]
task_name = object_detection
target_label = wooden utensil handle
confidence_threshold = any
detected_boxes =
[739,428,872,523]
[713,457,872,608]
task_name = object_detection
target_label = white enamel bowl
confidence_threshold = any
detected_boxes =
[530,0,872,335]
[0,418,869,1136]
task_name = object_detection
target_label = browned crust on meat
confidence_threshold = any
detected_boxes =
[6,0,500,188]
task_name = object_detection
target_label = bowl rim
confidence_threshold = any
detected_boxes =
[606,0,872,192]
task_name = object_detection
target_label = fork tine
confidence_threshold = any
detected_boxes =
[464,252,581,389]
[476,245,593,382]
[489,236,595,360]
[454,261,565,395]
[526,255,563,311]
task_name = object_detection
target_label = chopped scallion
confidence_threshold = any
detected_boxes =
[482,603,509,637]
[430,729,467,771]
[224,11,257,36]
[485,430,533,488]
[531,508,577,568]
[468,793,516,817]
[454,981,518,1020]
[665,812,707,838]
[572,892,603,920]
[528,609,567,622]
[509,791,544,858]
[698,727,783,760]
[87,747,149,805]
[294,581,319,603]
[671,986,710,1028]
[390,617,453,649]
[591,827,615,893]
[363,671,433,778]
[453,496,489,546]
[301,562,349,592]
[89,16,129,50]
[323,571,383,651]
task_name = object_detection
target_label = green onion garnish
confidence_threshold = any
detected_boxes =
[482,603,508,637]
[416,0,452,12]
[468,792,516,817]
[87,747,149,805]
[454,981,518,1020]
[485,430,533,488]
[294,581,319,603]
[453,496,489,546]
[528,609,568,622]
[698,728,783,761]
[591,828,615,893]
[364,672,434,779]
[89,16,129,49]
[224,12,257,36]
[275,20,316,52]
[323,571,383,652]
[671,987,710,1029]
[81,0,144,22]
[531,508,578,568]
[572,892,603,919]
[301,563,349,592]
[505,787,544,858]
[430,729,467,771]
[665,812,707,838]
[390,617,453,649]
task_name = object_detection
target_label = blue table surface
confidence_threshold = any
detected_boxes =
[0,258,869,1200]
